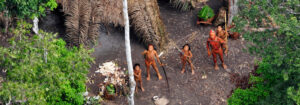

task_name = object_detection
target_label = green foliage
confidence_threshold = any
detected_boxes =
[228,0,300,105]
[0,0,57,18]
[0,21,94,104]
[85,96,102,105]
[197,5,215,20]
[287,84,300,105]
[106,84,116,95]
[228,85,269,105]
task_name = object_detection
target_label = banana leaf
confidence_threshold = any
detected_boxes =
[106,84,116,95]
[197,5,215,21]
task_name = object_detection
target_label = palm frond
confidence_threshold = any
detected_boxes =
[128,0,168,50]
[64,0,80,46]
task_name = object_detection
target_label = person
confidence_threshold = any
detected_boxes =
[180,44,195,75]
[142,44,163,80]
[134,64,144,92]
[207,30,228,70]
[216,26,228,56]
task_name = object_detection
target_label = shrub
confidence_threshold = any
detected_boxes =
[0,21,94,104]
[228,0,300,104]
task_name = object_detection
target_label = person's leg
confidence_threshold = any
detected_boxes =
[188,59,195,75]
[212,52,219,70]
[140,80,144,92]
[223,43,228,56]
[145,61,151,80]
[218,50,224,63]
[135,80,138,93]
[218,50,227,69]
[152,63,162,80]
[181,58,186,74]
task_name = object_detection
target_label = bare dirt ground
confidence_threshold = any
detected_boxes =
[87,1,257,105]
[0,0,256,104]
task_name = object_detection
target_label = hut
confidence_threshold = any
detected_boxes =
[56,0,168,50]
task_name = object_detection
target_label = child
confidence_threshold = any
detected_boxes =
[134,64,144,92]
[142,44,163,80]
[180,44,195,75]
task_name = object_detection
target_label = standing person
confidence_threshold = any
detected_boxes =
[142,44,163,80]
[180,44,195,75]
[207,30,228,70]
[216,26,229,56]
[134,64,144,92]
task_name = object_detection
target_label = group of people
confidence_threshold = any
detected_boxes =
[133,26,229,92]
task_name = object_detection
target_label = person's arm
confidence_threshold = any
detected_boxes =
[188,51,193,58]
[155,51,162,65]
[224,30,229,36]
[142,50,148,55]
[134,72,139,78]
[180,49,184,57]
[218,37,226,44]
[138,70,142,76]
[207,40,211,56]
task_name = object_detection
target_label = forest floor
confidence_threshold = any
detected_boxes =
[87,1,257,105]
[0,0,256,105]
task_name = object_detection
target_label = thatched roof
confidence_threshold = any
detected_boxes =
[59,0,168,49]
[97,0,124,26]
[61,0,124,26]
[62,0,81,46]
[128,0,168,49]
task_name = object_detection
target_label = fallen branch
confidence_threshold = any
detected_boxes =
[246,26,280,32]
[243,11,280,32]
[278,5,300,15]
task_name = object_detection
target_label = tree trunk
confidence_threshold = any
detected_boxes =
[33,17,48,63]
[228,0,238,26]
[123,0,136,105]
[4,15,9,34]
[33,17,39,35]
[0,11,11,34]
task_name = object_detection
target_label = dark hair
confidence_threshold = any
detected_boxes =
[134,63,140,69]
[147,44,155,50]
[182,44,191,51]
[217,25,223,29]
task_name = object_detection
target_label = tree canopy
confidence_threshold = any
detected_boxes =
[228,0,300,105]
[0,21,94,104]
[0,0,57,18]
